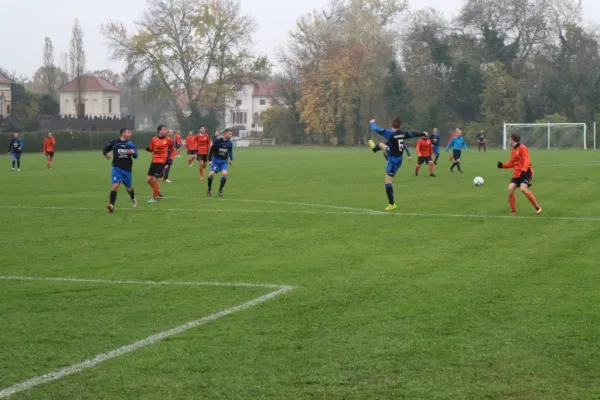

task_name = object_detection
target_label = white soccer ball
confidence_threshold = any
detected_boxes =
[473,176,484,186]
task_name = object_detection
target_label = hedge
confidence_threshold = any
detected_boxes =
[0,131,158,153]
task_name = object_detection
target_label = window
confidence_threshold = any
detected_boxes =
[259,99,266,105]
[108,98,113,113]
[230,110,247,125]
[236,99,242,106]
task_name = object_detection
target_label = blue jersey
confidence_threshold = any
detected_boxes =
[370,122,425,157]
[446,136,468,151]
[431,134,441,147]
[102,139,138,172]
[8,138,23,154]
[208,138,234,161]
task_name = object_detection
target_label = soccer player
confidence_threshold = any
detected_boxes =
[370,141,411,161]
[7,132,23,171]
[162,130,177,183]
[446,130,468,173]
[174,131,182,157]
[206,129,234,197]
[186,130,197,167]
[195,125,212,180]
[477,130,487,152]
[431,128,441,164]
[448,129,460,162]
[43,132,56,169]
[497,132,542,215]
[146,125,173,203]
[103,128,138,213]
[368,117,427,211]
[415,134,435,177]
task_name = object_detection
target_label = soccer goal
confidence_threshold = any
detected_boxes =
[503,123,589,150]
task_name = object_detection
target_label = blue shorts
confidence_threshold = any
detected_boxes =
[111,167,132,188]
[386,156,403,177]
[210,159,229,173]
[11,153,21,160]
[433,145,440,155]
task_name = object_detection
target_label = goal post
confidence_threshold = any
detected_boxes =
[503,123,588,150]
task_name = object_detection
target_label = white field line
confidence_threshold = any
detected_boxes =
[0,203,600,222]
[0,278,295,398]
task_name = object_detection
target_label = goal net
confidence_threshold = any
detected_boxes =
[503,123,588,150]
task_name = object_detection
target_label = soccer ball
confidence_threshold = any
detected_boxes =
[473,176,484,186]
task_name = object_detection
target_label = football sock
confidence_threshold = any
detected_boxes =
[429,163,434,174]
[385,183,394,205]
[415,165,420,175]
[12,160,15,168]
[207,177,213,190]
[152,182,160,198]
[456,162,462,172]
[434,155,439,164]
[110,190,117,205]
[450,162,455,171]
[526,192,540,209]
[200,168,204,179]
[129,189,135,200]
[373,146,382,153]
[509,194,516,212]
[219,177,227,191]
[16,160,20,169]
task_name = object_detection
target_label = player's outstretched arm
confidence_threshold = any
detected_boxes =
[369,120,385,134]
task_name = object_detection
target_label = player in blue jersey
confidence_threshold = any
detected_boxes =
[368,117,427,210]
[7,132,23,171]
[445,129,468,173]
[102,128,138,213]
[206,129,233,197]
[431,128,441,164]
[370,141,412,161]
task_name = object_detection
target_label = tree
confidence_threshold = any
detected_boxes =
[261,106,307,144]
[91,69,122,87]
[38,94,60,115]
[481,61,523,135]
[101,0,263,128]
[27,66,69,94]
[69,19,86,117]
[42,38,57,96]
[9,82,40,131]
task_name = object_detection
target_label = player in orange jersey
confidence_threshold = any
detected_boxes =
[415,134,435,177]
[43,132,56,169]
[497,132,542,215]
[195,125,212,180]
[186,130,197,167]
[146,125,174,203]
[174,131,182,157]
[448,129,460,161]
[162,130,177,183]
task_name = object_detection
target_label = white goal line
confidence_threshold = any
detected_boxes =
[0,276,296,398]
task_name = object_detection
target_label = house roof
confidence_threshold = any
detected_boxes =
[252,81,278,97]
[0,73,13,84]
[58,75,121,92]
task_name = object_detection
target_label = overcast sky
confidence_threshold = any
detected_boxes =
[3,0,600,78]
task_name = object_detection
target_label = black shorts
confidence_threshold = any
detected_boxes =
[453,150,462,160]
[510,169,533,187]
[196,153,208,162]
[147,162,166,177]
[187,150,197,155]
[417,156,432,165]
[175,144,181,149]
[46,151,54,157]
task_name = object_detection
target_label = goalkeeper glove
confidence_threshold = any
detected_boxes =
[497,161,503,169]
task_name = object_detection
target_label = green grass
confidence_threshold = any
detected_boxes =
[1,147,600,399]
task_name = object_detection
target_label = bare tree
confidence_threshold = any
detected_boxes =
[69,19,86,117]
[42,37,57,96]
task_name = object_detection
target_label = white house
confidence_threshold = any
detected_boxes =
[224,80,280,132]
[0,72,13,118]
[58,75,121,117]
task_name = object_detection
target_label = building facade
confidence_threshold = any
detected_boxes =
[0,73,13,118]
[224,81,279,131]
[58,75,121,118]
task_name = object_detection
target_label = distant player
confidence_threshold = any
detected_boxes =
[431,128,441,164]
[103,128,138,213]
[368,117,427,211]
[415,134,435,177]
[162,130,176,183]
[448,129,459,161]
[446,129,468,173]
[7,132,23,171]
[206,129,234,197]
[43,132,56,169]
[174,131,182,157]
[195,125,212,180]
[477,130,487,152]
[498,132,542,215]
[146,125,173,203]
[186,130,197,167]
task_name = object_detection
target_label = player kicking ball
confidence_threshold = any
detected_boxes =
[206,129,233,197]
[498,132,542,215]
[369,140,412,161]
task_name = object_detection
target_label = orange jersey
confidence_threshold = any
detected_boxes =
[43,138,56,152]
[149,136,174,163]
[416,139,433,157]
[502,143,534,179]
[169,145,177,160]
[174,133,182,145]
[186,135,197,150]
[448,132,459,144]
[195,134,211,154]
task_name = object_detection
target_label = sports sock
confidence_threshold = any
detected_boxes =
[129,189,135,200]
[456,162,462,172]
[200,168,204,179]
[17,160,20,169]
[152,182,160,198]
[219,177,227,191]
[373,146,381,153]
[385,183,394,205]
[526,192,540,209]
[434,155,439,164]
[12,160,15,168]
[509,194,516,212]
[207,176,213,190]
[415,165,420,175]
[429,163,434,174]
[110,190,117,205]
[163,167,170,180]
[450,162,455,171]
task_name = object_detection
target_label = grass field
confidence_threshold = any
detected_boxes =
[1,146,600,399]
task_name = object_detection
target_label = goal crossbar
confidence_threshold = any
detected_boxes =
[503,123,587,150]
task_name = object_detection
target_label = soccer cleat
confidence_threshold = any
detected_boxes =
[158,193,165,199]
[430,173,436,177]
[368,139,376,150]
[385,204,397,211]
[17,169,20,172]
[218,191,223,197]
[189,164,193,168]
[510,211,516,215]
[206,190,211,197]
[107,204,114,213]
[536,207,542,215]
[11,168,14,171]
[147,198,158,204]
[165,179,172,183]
[132,198,137,208]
